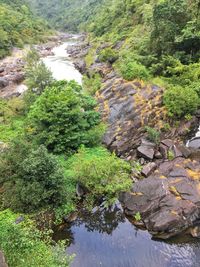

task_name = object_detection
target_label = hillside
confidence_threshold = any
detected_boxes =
[27,0,103,31]
[0,0,49,58]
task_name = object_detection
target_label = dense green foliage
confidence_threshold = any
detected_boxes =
[0,0,49,58]
[27,0,103,31]
[0,209,72,267]
[27,80,102,154]
[63,146,132,206]
[29,0,200,117]
[25,49,53,94]
[0,144,67,212]
[0,142,65,212]
[163,86,199,118]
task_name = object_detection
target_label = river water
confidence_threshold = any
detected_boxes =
[42,38,82,84]
[43,38,200,267]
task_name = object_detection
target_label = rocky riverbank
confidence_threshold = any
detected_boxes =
[67,35,200,239]
[0,33,71,99]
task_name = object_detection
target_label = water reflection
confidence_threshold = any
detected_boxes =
[53,204,200,267]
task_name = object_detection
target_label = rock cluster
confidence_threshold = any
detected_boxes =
[61,36,200,239]
[120,155,200,239]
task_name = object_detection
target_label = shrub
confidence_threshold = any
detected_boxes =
[120,61,150,81]
[145,126,160,144]
[27,80,101,154]
[1,145,67,212]
[83,73,102,95]
[0,209,72,267]
[65,146,132,206]
[163,86,199,118]
[98,47,118,64]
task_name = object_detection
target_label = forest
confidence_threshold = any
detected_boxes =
[1,0,200,267]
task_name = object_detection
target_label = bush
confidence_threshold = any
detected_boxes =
[0,209,72,267]
[163,86,199,118]
[27,80,101,154]
[1,144,67,212]
[98,47,118,64]
[65,146,132,206]
[145,126,160,144]
[120,61,150,81]
[83,73,102,95]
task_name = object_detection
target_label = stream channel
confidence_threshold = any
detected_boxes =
[43,36,200,267]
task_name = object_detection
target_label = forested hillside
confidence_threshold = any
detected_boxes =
[27,0,103,31]
[0,0,49,58]
[28,0,200,118]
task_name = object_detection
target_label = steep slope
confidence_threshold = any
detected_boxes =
[27,0,103,32]
[0,0,49,58]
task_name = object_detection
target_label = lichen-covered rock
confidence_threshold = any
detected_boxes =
[96,77,165,157]
[120,157,200,239]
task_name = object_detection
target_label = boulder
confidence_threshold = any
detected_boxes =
[121,157,200,239]
[0,78,9,88]
[137,145,155,160]
[188,137,200,149]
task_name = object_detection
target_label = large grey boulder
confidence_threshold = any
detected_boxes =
[120,157,200,239]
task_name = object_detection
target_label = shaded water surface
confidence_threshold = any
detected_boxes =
[54,204,200,267]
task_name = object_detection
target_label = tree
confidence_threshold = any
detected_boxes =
[1,144,67,212]
[25,49,53,94]
[27,80,102,154]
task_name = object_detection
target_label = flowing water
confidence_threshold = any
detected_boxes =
[42,38,82,84]
[43,37,200,267]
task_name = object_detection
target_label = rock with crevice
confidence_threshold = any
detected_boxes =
[120,157,200,239]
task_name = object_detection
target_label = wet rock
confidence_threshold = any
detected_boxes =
[141,162,157,177]
[0,78,9,88]
[121,157,200,239]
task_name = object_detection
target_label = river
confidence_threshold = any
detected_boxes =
[42,37,82,84]
[43,37,200,267]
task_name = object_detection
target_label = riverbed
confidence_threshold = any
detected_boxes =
[43,37,200,267]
